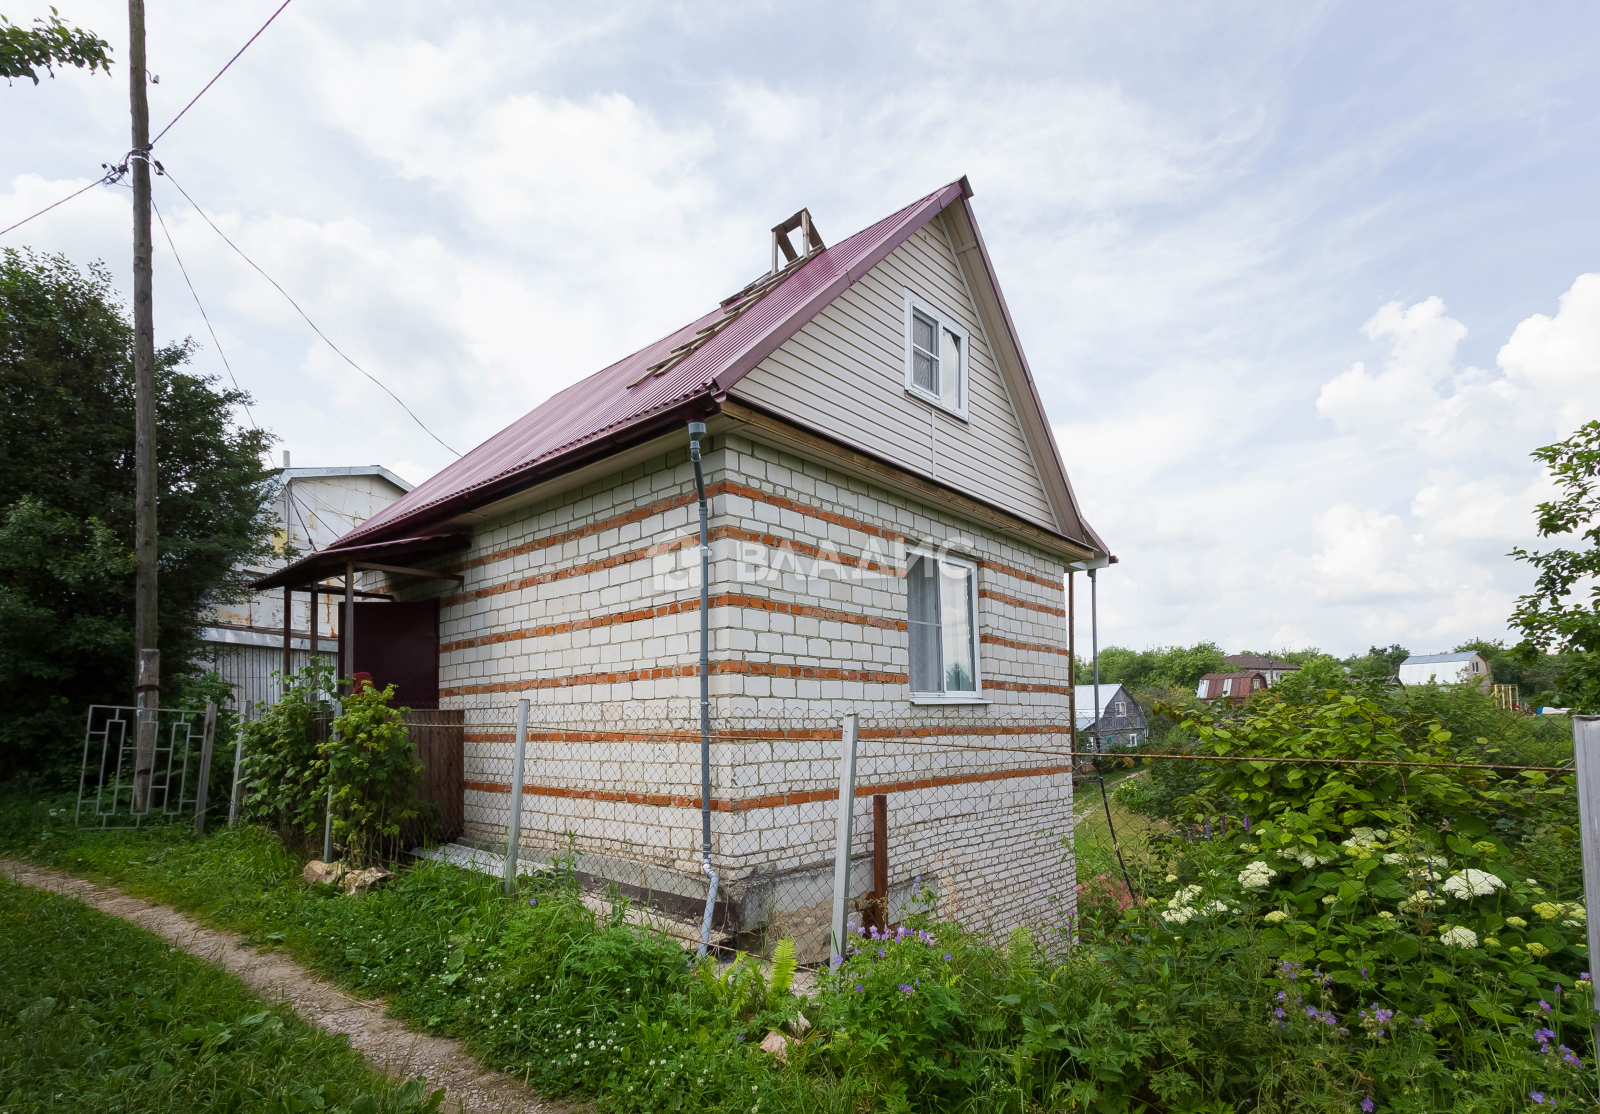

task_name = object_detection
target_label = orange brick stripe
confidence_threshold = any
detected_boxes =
[442,660,910,698]
[441,481,1063,602]
[439,599,699,653]
[979,588,1065,618]
[977,559,1062,592]
[720,525,901,576]
[981,633,1070,656]
[462,724,1072,744]
[445,480,905,577]
[463,761,1071,811]
[442,535,696,608]
[985,680,1074,695]
[441,593,910,655]
[718,593,907,631]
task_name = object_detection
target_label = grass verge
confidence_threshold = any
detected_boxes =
[0,875,438,1114]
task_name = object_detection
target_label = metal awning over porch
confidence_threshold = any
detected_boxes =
[249,533,469,592]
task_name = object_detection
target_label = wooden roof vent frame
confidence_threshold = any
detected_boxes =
[771,208,824,273]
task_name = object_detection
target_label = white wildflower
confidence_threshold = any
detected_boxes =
[1168,885,1204,909]
[1442,869,1505,900]
[1238,861,1278,890]
[1439,926,1478,949]
[1263,910,1289,924]
[1164,907,1196,925]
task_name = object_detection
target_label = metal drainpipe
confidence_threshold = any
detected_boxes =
[688,421,720,957]
[1090,567,1100,756]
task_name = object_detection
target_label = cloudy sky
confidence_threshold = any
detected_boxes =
[4,0,1597,658]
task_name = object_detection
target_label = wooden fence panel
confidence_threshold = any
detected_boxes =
[405,709,464,842]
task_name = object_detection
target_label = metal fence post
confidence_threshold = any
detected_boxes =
[193,703,217,833]
[506,698,530,895]
[1573,715,1600,1036]
[831,712,860,969]
[227,724,245,827]
[323,784,335,861]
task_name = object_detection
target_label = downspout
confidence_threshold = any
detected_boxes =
[688,421,720,957]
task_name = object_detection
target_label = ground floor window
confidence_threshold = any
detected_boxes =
[907,550,980,698]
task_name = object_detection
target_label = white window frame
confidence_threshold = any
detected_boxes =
[1222,678,1234,696]
[903,292,970,419]
[906,545,985,704]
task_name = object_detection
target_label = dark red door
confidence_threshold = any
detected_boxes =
[345,600,440,709]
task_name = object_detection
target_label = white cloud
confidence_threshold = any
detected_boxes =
[1498,272,1600,436]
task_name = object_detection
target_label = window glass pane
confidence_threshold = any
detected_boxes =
[907,553,941,692]
[911,312,938,394]
[940,327,961,407]
[939,561,975,691]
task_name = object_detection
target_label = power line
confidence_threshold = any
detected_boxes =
[0,168,119,238]
[150,0,293,148]
[150,191,258,430]
[4,0,292,238]
[158,169,462,457]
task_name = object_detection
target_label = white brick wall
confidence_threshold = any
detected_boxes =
[396,432,1077,944]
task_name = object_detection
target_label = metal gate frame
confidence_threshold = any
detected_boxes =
[76,704,217,830]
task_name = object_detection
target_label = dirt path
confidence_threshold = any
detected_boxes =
[0,860,563,1114]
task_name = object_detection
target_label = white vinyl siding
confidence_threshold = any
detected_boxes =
[731,220,1056,528]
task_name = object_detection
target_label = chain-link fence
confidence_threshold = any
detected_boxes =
[428,700,1078,963]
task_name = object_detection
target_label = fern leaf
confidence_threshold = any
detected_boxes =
[770,937,797,997]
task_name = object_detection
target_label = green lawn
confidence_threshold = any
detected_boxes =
[1074,773,1171,882]
[0,877,438,1114]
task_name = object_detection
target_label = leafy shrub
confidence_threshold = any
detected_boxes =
[239,660,333,840]
[326,679,420,864]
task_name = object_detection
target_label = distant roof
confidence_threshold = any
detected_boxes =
[1224,654,1300,670]
[1402,652,1484,666]
[1073,683,1131,706]
[1200,671,1267,681]
[307,178,1105,562]
[274,465,413,492]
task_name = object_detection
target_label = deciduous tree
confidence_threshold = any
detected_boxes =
[1509,421,1600,713]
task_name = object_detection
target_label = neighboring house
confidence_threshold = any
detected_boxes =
[1397,652,1492,690]
[254,178,1110,946]
[1223,653,1301,687]
[1074,683,1147,749]
[1196,671,1268,705]
[202,459,412,717]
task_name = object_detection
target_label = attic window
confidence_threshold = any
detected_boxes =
[904,293,968,417]
[1222,678,1234,696]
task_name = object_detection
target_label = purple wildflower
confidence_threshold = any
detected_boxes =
[1361,967,1369,981]
[1540,1000,1552,1012]
[943,953,952,962]
[1562,1045,1583,1068]
[528,897,538,906]
[1530,1093,1546,1105]
[897,983,914,994]
[854,984,864,992]
[1360,1098,1374,1113]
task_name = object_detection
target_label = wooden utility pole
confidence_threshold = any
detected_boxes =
[129,0,161,810]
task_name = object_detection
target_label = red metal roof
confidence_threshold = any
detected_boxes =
[336,180,969,550]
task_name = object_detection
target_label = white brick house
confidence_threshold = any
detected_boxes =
[257,179,1110,951]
